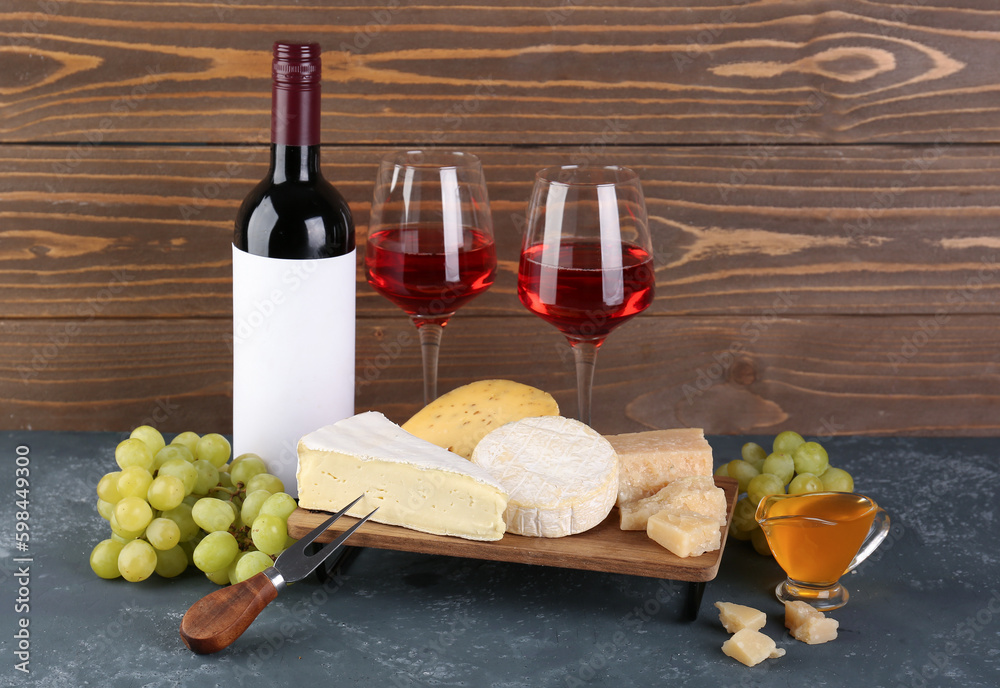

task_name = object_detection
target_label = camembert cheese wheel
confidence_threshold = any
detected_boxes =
[471,416,618,538]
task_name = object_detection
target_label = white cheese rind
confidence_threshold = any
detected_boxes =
[296,412,508,541]
[471,416,618,538]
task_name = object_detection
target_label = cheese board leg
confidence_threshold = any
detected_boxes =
[312,545,363,583]
[681,582,706,622]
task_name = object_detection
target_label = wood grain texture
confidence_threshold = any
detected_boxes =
[3,144,1000,319]
[286,477,738,582]
[3,314,998,435]
[2,1,999,144]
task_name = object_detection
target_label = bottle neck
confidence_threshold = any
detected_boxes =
[270,144,320,183]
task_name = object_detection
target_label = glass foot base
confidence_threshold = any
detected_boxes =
[775,578,849,611]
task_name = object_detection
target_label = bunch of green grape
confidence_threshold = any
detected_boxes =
[88,426,298,585]
[716,431,855,557]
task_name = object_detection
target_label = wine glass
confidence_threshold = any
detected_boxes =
[365,150,496,405]
[517,165,655,426]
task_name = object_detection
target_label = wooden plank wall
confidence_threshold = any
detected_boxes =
[2,0,999,436]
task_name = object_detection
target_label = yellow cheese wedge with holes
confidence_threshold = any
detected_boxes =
[401,379,559,459]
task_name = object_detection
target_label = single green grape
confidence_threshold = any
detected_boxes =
[234,551,274,584]
[96,471,122,503]
[109,512,145,540]
[713,463,730,478]
[117,466,154,499]
[161,503,200,542]
[259,492,297,521]
[145,517,181,550]
[740,442,768,470]
[115,438,153,471]
[192,497,236,533]
[788,472,824,494]
[158,458,198,495]
[191,459,220,495]
[170,431,201,455]
[147,474,186,511]
[728,498,759,541]
[792,441,830,476]
[195,433,231,468]
[118,539,157,582]
[153,445,194,471]
[230,454,267,487]
[90,539,125,579]
[193,531,239,572]
[96,498,116,521]
[246,473,284,495]
[773,431,805,455]
[251,514,287,556]
[240,489,273,526]
[761,452,795,485]
[130,425,165,457]
[726,459,760,494]
[204,567,232,585]
[115,496,153,532]
[154,545,189,578]
[820,466,854,492]
[218,470,234,489]
[747,473,785,506]
[750,527,773,557]
[227,551,247,585]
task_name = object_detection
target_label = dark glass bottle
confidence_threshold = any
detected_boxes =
[232,42,355,496]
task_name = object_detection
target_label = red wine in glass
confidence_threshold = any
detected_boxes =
[366,224,496,320]
[518,239,654,342]
[365,150,495,405]
[517,164,654,426]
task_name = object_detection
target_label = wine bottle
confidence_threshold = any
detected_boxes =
[232,41,355,497]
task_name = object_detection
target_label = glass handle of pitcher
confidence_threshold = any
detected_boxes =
[846,507,891,573]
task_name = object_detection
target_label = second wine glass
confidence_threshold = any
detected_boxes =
[517,165,655,426]
[365,150,496,405]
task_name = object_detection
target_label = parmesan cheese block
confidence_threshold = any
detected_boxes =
[296,412,508,541]
[646,507,721,558]
[607,428,714,506]
[721,628,786,667]
[619,476,728,530]
[471,416,618,538]
[715,601,767,634]
[402,379,559,459]
[784,601,839,644]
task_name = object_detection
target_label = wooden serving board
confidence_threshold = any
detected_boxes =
[287,477,739,583]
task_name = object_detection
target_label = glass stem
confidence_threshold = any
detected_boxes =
[416,321,446,406]
[569,339,600,426]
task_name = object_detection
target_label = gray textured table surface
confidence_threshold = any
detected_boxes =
[1,431,998,687]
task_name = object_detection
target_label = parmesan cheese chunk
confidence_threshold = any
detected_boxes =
[715,601,767,633]
[784,601,839,644]
[646,507,721,558]
[607,428,713,506]
[721,628,786,667]
[402,379,559,459]
[619,475,728,530]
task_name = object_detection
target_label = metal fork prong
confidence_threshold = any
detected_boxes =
[283,494,365,558]
[305,507,379,565]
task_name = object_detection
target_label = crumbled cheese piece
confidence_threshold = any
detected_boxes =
[721,628,786,667]
[646,507,720,558]
[620,475,727,530]
[715,601,767,633]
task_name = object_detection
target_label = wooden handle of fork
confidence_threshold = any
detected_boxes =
[180,570,279,654]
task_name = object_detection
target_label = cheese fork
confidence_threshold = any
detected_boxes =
[180,495,376,654]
